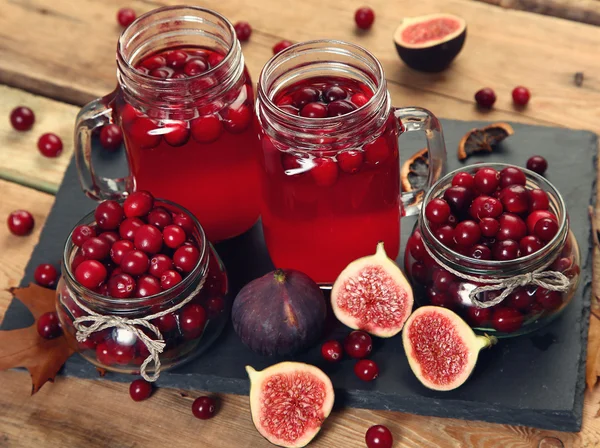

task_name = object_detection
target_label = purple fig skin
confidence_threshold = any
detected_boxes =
[232,269,327,357]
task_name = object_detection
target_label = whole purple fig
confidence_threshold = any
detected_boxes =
[232,269,326,356]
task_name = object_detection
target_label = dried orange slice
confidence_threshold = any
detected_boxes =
[401,148,428,192]
[458,122,514,160]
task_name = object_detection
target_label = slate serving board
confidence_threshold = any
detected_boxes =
[2,118,597,432]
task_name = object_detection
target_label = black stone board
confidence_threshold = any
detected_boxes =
[2,118,597,432]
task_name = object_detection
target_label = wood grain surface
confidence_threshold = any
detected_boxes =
[0,0,600,447]
[474,0,600,26]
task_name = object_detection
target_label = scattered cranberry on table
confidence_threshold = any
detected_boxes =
[10,106,35,131]
[7,210,35,236]
[512,86,531,106]
[526,155,548,175]
[234,21,252,42]
[355,7,375,30]
[273,40,293,54]
[117,8,136,27]
[192,396,217,419]
[37,311,62,339]
[34,263,58,287]
[474,88,496,108]
[344,330,372,359]
[37,133,63,158]
[129,379,153,401]
[99,124,124,151]
[354,359,379,381]
[365,425,393,448]
[321,340,343,362]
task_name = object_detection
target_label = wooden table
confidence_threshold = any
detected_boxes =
[0,0,599,446]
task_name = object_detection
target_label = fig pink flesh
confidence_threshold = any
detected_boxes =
[401,18,461,45]
[336,264,409,333]
[407,310,469,386]
[259,371,327,445]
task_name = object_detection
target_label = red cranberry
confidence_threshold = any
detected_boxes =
[135,275,162,298]
[71,225,96,246]
[519,235,543,255]
[224,104,252,133]
[110,340,136,365]
[75,260,107,289]
[344,331,372,359]
[34,263,58,287]
[208,52,225,67]
[7,210,34,236]
[536,288,563,310]
[37,312,62,339]
[338,150,364,174]
[81,237,111,260]
[119,217,144,240]
[443,186,474,213]
[526,210,556,234]
[479,217,500,238]
[529,189,550,211]
[108,273,136,298]
[434,225,455,247]
[365,425,393,448]
[474,168,500,195]
[149,254,174,277]
[71,253,86,272]
[354,359,379,381]
[160,270,182,290]
[37,133,63,157]
[273,40,293,54]
[432,270,454,292]
[129,117,162,149]
[499,185,530,214]
[492,307,523,333]
[173,245,200,273]
[96,341,115,365]
[129,379,152,401]
[411,262,428,284]
[470,244,492,260]
[134,224,163,254]
[292,87,320,109]
[117,7,136,27]
[10,106,35,131]
[454,220,481,247]
[323,86,347,103]
[95,201,124,230]
[311,157,339,187]
[351,93,369,107]
[164,121,190,146]
[474,196,503,219]
[321,340,343,362]
[205,296,225,317]
[98,231,119,246]
[141,56,166,71]
[466,307,492,326]
[499,166,526,188]
[172,213,193,235]
[153,313,178,333]
[192,396,217,420]
[475,88,496,108]
[534,217,559,242]
[180,304,207,339]
[162,224,186,249]
[300,102,328,118]
[526,155,548,175]
[184,59,208,77]
[234,21,252,41]
[121,250,149,276]
[427,287,452,307]
[327,100,356,117]
[147,207,172,230]
[493,240,520,261]
[166,50,188,68]
[99,124,123,151]
[355,7,375,30]
[408,230,426,261]
[506,288,535,310]
[364,138,391,166]
[452,172,475,189]
[124,191,154,218]
[425,198,451,224]
[512,86,531,106]
[191,115,222,143]
[498,213,527,241]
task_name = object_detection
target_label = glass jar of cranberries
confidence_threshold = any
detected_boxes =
[55,196,228,375]
[75,6,261,243]
[405,163,581,337]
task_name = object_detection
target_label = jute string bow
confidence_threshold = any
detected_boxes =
[422,242,570,308]
[71,275,206,382]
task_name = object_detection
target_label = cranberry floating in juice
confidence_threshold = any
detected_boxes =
[255,40,447,284]
[75,6,261,242]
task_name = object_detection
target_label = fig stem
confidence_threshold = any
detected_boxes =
[273,269,287,284]
[477,334,498,350]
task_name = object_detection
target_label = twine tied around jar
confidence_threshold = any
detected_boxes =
[70,275,206,382]
[422,241,571,309]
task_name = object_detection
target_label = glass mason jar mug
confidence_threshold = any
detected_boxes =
[255,40,447,285]
[55,199,228,378]
[404,163,581,337]
[75,6,261,242]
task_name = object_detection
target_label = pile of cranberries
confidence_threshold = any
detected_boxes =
[134,47,225,80]
[321,330,379,381]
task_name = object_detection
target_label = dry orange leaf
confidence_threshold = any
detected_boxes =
[0,283,75,394]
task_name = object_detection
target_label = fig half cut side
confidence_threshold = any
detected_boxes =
[394,13,467,72]
[247,362,335,448]
[402,306,497,391]
[331,242,414,338]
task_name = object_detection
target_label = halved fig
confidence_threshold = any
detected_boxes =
[331,242,413,337]
[246,362,335,448]
[401,147,428,192]
[394,13,467,72]
[402,306,496,391]
[458,122,514,160]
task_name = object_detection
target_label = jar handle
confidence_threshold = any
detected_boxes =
[74,92,133,201]
[394,107,447,216]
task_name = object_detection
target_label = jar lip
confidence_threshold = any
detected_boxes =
[117,5,237,85]
[420,162,568,270]
[257,39,387,126]
[62,198,208,307]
